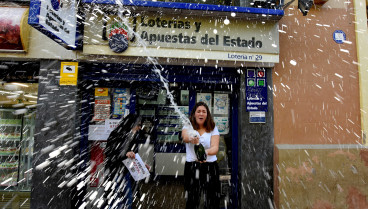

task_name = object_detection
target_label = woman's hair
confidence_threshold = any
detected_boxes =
[189,101,215,132]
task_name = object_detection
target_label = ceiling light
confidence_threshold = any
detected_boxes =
[11,83,29,88]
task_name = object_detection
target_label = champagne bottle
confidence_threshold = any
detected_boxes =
[194,143,207,162]
[186,125,207,161]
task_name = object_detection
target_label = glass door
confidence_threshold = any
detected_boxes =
[0,109,22,188]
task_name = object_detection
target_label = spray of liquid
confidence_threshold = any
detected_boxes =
[115,5,192,127]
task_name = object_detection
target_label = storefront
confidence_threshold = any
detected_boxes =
[22,0,283,208]
[75,3,281,208]
[78,63,240,208]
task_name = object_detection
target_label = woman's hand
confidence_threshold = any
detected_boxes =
[126,151,135,159]
[190,136,199,144]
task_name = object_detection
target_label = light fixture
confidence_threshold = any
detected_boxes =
[224,18,230,25]
[11,83,29,88]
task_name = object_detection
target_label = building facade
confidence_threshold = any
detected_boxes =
[0,0,367,208]
[274,0,368,208]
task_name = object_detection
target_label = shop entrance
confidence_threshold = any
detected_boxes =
[78,63,239,209]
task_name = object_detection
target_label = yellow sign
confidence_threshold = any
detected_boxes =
[95,88,109,97]
[60,62,78,85]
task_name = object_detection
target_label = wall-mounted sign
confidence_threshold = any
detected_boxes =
[60,62,78,85]
[246,68,268,112]
[333,30,346,44]
[108,21,130,53]
[249,111,266,123]
[28,0,80,49]
[83,12,279,63]
[0,7,30,52]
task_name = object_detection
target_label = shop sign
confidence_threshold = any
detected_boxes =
[108,22,130,53]
[83,13,279,62]
[28,0,79,49]
[0,7,30,52]
[246,69,268,112]
[60,62,78,85]
[333,30,346,44]
[249,111,266,123]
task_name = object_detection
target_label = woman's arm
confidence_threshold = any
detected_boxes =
[205,135,220,155]
[182,129,199,144]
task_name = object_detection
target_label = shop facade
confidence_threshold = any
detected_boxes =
[1,0,285,208]
[0,0,364,208]
[73,3,282,208]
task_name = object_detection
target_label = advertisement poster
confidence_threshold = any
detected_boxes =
[88,125,109,141]
[180,90,189,106]
[95,88,109,97]
[112,88,129,119]
[122,154,150,181]
[214,94,229,115]
[0,7,30,51]
[214,117,229,135]
[196,93,212,109]
[93,99,110,121]
[105,119,121,134]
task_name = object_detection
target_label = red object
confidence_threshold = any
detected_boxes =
[90,142,105,187]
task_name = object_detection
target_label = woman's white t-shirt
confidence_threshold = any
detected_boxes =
[183,125,220,162]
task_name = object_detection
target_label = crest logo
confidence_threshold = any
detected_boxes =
[108,22,130,53]
[50,0,62,11]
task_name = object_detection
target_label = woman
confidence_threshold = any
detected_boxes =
[181,101,221,209]
[103,113,143,209]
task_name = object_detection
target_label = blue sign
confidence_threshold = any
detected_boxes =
[333,30,346,44]
[28,0,81,49]
[246,69,268,112]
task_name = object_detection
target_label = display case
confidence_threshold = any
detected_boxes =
[0,109,35,190]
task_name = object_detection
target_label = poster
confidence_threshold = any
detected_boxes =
[93,99,110,121]
[196,93,212,109]
[214,94,229,115]
[95,88,109,97]
[180,90,189,105]
[88,125,109,141]
[122,154,150,181]
[214,117,229,135]
[112,88,129,119]
[105,119,121,133]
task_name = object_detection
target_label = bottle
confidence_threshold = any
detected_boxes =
[194,143,207,162]
[186,125,207,161]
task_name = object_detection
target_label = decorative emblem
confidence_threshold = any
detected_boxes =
[108,21,129,53]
